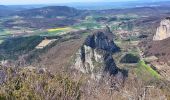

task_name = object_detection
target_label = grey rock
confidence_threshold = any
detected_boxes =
[153,17,170,41]
[74,31,120,80]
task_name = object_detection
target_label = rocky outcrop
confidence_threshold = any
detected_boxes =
[153,17,170,41]
[74,31,120,80]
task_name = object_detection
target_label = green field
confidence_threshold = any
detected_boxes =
[37,30,65,36]
[73,22,102,30]
[0,38,4,44]
[136,60,160,81]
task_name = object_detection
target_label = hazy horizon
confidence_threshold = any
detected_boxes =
[1,0,170,5]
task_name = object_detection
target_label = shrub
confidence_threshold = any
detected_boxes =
[0,66,81,100]
[120,53,140,63]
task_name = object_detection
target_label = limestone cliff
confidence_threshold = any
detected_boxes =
[153,17,170,41]
[74,31,120,80]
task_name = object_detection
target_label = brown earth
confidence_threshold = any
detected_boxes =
[32,38,84,73]
[143,37,170,63]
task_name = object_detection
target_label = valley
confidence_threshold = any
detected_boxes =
[1,2,170,100]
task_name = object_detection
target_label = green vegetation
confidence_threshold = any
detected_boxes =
[120,53,140,63]
[0,28,3,32]
[0,36,43,60]
[38,30,65,36]
[0,29,12,36]
[73,22,101,30]
[0,66,81,100]
[85,16,94,22]
[45,30,64,35]
[0,39,4,44]
[116,14,138,20]
[37,27,72,36]
[111,25,119,31]
[82,32,90,37]
[0,36,43,53]
[136,60,160,81]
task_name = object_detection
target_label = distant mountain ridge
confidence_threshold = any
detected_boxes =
[14,6,82,18]
[0,5,16,17]
[0,5,30,17]
[52,1,170,10]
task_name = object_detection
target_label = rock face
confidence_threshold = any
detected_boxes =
[74,31,120,80]
[153,17,170,41]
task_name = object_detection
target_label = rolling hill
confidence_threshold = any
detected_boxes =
[0,5,16,17]
[13,6,82,18]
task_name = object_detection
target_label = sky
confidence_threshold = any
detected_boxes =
[0,0,169,5]
[0,0,137,5]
